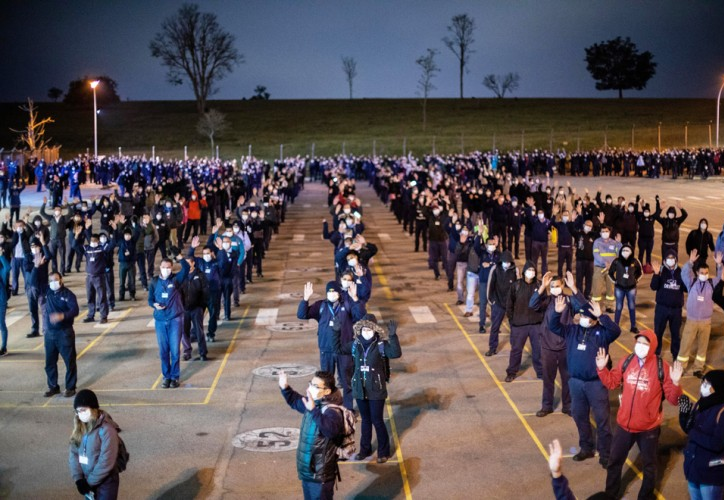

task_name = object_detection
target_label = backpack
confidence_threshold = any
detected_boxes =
[377,341,391,383]
[621,353,665,406]
[323,404,356,461]
[116,435,130,472]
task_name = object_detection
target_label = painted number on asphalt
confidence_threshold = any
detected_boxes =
[252,364,317,378]
[232,428,300,452]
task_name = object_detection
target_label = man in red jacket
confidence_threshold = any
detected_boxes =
[596,329,682,499]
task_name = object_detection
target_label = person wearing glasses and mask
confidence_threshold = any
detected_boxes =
[279,370,345,500]
[69,389,122,499]
[43,272,80,397]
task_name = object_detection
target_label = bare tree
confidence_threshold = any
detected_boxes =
[483,72,520,98]
[196,109,227,156]
[47,87,63,102]
[150,3,242,114]
[10,99,54,153]
[443,14,476,99]
[341,56,357,100]
[416,49,440,131]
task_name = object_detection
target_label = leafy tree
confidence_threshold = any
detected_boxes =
[10,99,54,153]
[47,87,63,102]
[483,73,520,98]
[416,49,440,131]
[197,109,227,156]
[150,3,243,113]
[584,36,657,99]
[251,85,270,100]
[341,56,357,100]
[443,14,476,98]
[63,76,120,106]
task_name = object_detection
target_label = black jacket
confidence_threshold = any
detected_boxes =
[182,267,209,310]
[335,332,402,401]
[651,264,686,308]
[507,262,544,326]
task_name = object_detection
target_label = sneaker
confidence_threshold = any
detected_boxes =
[479,326,486,334]
[536,409,553,418]
[62,389,76,398]
[26,332,40,338]
[169,379,180,388]
[207,335,216,343]
[630,327,639,334]
[82,317,95,323]
[43,386,61,397]
[234,302,240,307]
[118,297,125,302]
[455,300,463,305]
[434,275,440,280]
[376,456,389,464]
[693,370,704,379]
[572,450,595,462]
[110,306,115,312]
[161,379,171,389]
[505,374,516,383]
[130,296,137,301]
[485,349,496,357]
[354,453,371,461]
[447,286,454,292]
[196,355,208,361]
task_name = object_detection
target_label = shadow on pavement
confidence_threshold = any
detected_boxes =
[153,467,214,500]
[349,457,421,499]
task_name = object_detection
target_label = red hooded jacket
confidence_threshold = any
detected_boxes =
[597,329,682,433]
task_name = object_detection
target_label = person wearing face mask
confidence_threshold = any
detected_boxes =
[114,227,138,301]
[183,190,206,243]
[214,235,242,321]
[413,195,429,253]
[298,281,366,411]
[552,208,575,277]
[504,261,544,382]
[43,272,80,397]
[0,249,9,356]
[69,389,123,499]
[686,218,715,269]
[180,255,210,361]
[506,196,524,260]
[453,227,474,305]
[149,256,190,388]
[485,251,517,356]
[469,235,498,333]
[525,200,552,275]
[549,297,621,468]
[10,220,31,296]
[24,236,52,338]
[592,225,621,314]
[678,370,724,499]
[572,219,597,299]
[427,204,449,282]
[677,249,722,379]
[654,196,687,258]
[135,213,158,291]
[279,370,345,499]
[151,206,170,264]
[617,200,639,255]
[607,244,643,333]
[188,237,222,343]
[636,202,657,273]
[65,211,86,274]
[342,251,371,304]
[334,316,401,464]
[530,272,586,417]
[39,197,72,275]
[596,331,683,499]
[650,251,686,359]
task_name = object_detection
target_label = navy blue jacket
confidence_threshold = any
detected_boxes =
[113,231,138,263]
[473,237,499,282]
[0,255,10,305]
[44,286,80,337]
[529,214,552,243]
[553,220,574,247]
[148,260,190,322]
[548,312,621,381]
[23,246,52,290]
[681,402,724,486]
[650,264,686,309]
[298,296,366,352]
[187,248,221,292]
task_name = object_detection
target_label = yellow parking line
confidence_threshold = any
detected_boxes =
[386,398,412,500]
[203,306,250,404]
[151,374,163,390]
[372,260,394,300]
[77,307,134,360]
[444,303,549,459]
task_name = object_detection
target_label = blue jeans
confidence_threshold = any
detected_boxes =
[478,279,488,327]
[155,316,183,380]
[568,377,612,460]
[0,301,7,349]
[357,398,390,458]
[614,287,636,329]
[302,479,335,500]
[465,272,479,313]
[688,482,724,500]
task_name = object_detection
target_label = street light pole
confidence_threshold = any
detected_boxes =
[717,78,724,148]
[90,80,100,159]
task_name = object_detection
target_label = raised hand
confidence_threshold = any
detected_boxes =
[595,347,609,370]
[651,260,661,274]
[542,271,553,288]
[589,300,602,318]
[564,271,576,291]
[191,236,200,249]
[715,252,722,266]
[690,248,698,263]
[387,319,397,336]
[303,282,314,301]
[554,295,566,313]
[347,281,358,301]
[670,360,683,386]
[278,370,289,390]
[548,439,563,478]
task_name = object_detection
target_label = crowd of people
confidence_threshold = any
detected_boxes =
[1,148,724,499]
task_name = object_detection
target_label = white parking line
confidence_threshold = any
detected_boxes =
[6,311,28,327]
[293,234,305,242]
[687,196,703,200]
[670,196,683,200]
[706,196,720,200]
[378,233,391,241]
[255,308,278,326]
[146,319,155,328]
[409,305,437,324]
[303,204,311,208]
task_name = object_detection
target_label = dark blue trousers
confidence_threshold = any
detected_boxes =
[357,398,390,458]
[207,289,221,337]
[221,280,232,319]
[568,377,612,460]
[506,324,542,377]
[302,479,334,500]
[44,333,77,391]
[337,354,354,411]
[182,307,207,358]
[489,302,506,350]
[654,304,682,358]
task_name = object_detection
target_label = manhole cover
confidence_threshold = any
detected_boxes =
[232,427,300,452]
[267,321,317,332]
[252,363,317,378]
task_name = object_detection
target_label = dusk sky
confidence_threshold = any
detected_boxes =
[3,0,724,102]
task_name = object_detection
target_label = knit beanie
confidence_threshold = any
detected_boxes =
[73,389,99,410]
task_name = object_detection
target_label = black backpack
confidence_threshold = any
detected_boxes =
[620,353,665,406]
[116,435,130,472]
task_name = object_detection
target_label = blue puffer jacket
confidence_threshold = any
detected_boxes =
[68,411,121,486]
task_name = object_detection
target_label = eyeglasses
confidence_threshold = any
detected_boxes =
[309,382,325,390]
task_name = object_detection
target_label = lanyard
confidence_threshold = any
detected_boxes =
[326,302,339,317]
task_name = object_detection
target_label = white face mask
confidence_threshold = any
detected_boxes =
[89,242,98,248]
[340,280,350,290]
[49,281,60,291]
[156,214,162,220]
[222,243,231,251]
[343,209,351,214]
[54,211,61,217]
[31,247,39,255]
[361,328,375,341]
[665,258,676,268]
[77,409,92,423]
[308,385,322,401]
[160,268,172,279]
[537,213,545,220]
[644,211,650,217]
[621,250,631,259]
[203,254,212,262]
[241,215,249,221]
[699,274,709,282]
[100,237,107,245]
[700,382,713,398]
[16,227,24,234]
[511,201,518,207]
[327,292,339,303]
[701,223,707,230]
[601,232,610,239]
[524,270,536,280]
[579,317,592,328]
[628,207,634,213]
[347,258,357,267]
[487,245,496,253]
[550,286,562,296]
[433,209,441,216]
[668,213,675,219]
[634,343,649,360]
[562,216,569,223]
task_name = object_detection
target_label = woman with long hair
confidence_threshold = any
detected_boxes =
[68,389,122,499]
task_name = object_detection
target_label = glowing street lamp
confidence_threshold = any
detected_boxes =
[90,80,100,158]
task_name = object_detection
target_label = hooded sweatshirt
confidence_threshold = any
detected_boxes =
[487,251,517,307]
[597,330,682,433]
[607,244,643,290]
[507,261,544,327]
[650,251,686,308]
[681,261,721,321]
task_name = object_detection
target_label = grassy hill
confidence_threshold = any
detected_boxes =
[0,98,718,160]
